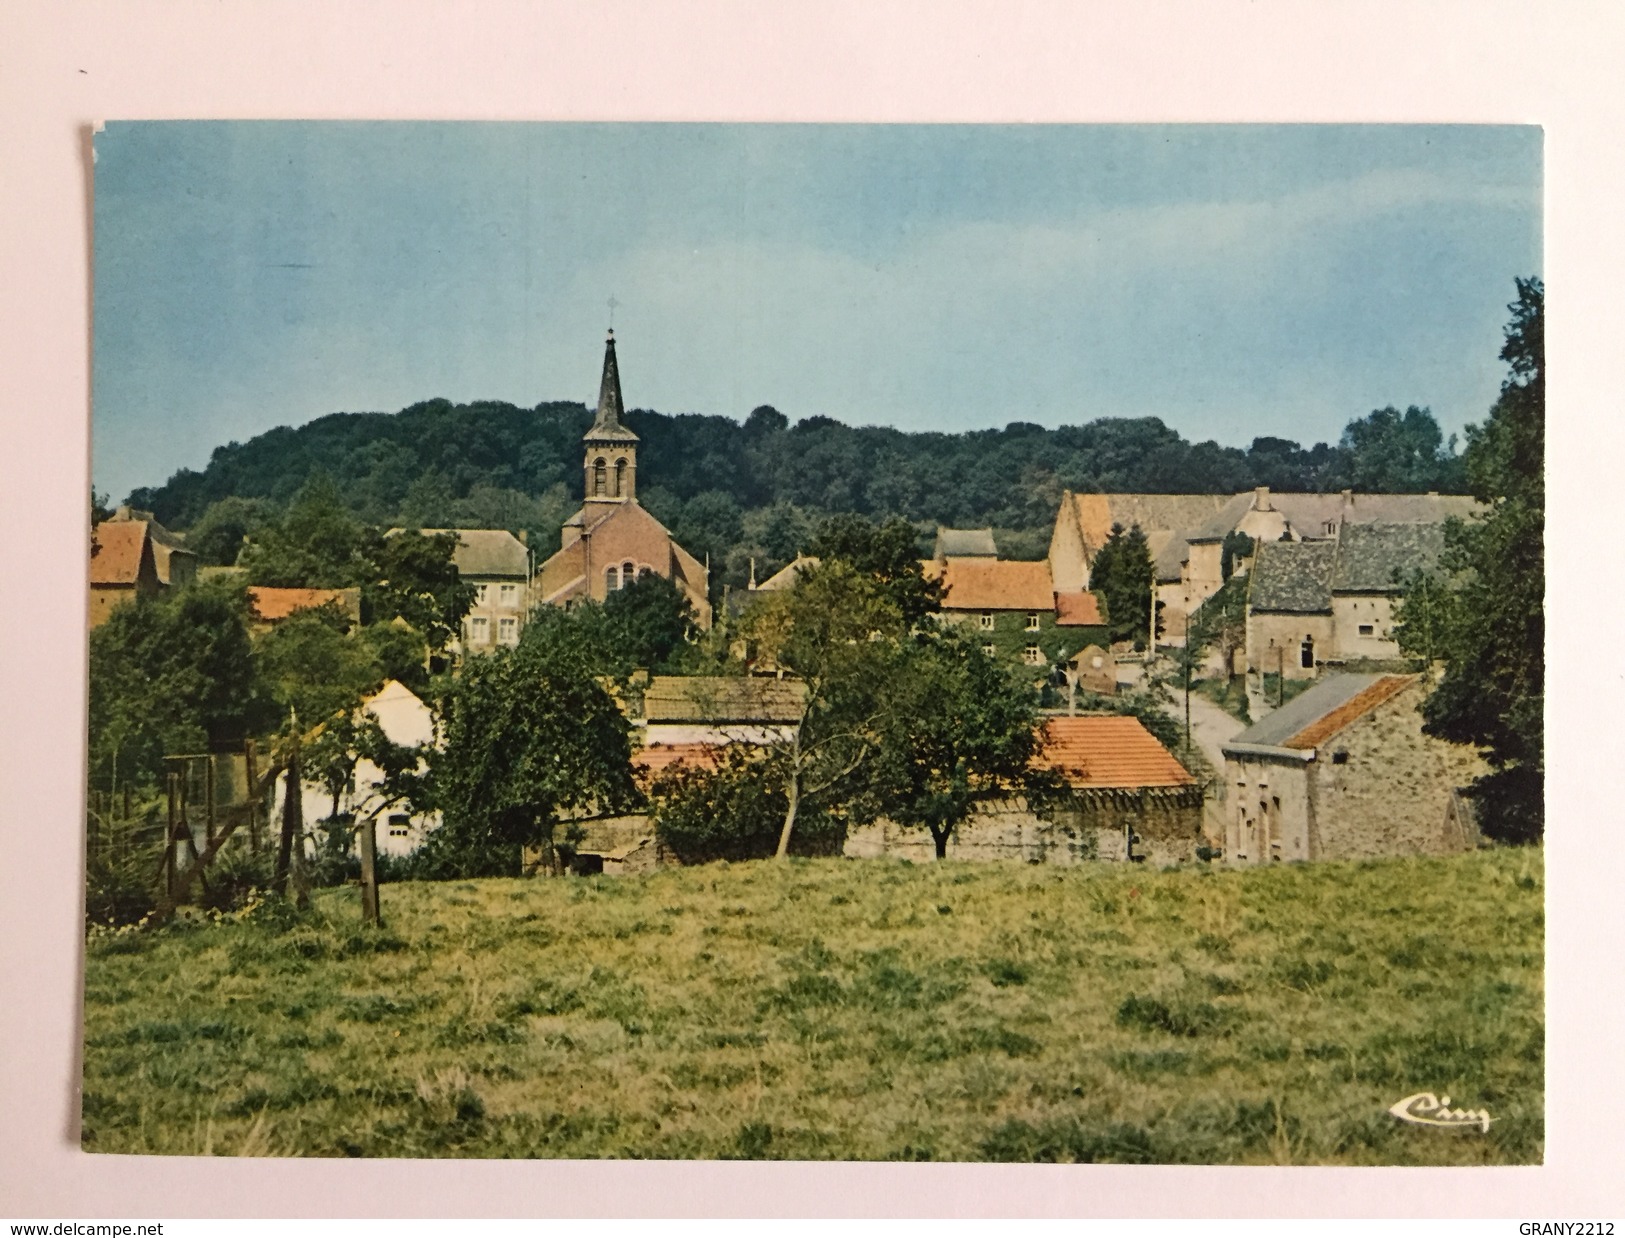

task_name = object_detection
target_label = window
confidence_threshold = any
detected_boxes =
[473,584,489,606]
[982,644,997,657]
[1332,751,1349,765]
[470,616,490,645]
[623,561,635,584]
[498,617,518,645]
[614,457,628,496]
[388,813,410,838]
[606,565,620,591]
[1026,612,1041,631]
[593,457,607,496]
[638,565,651,580]
[499,584,518,607]
[1357,623,1374,637]
[1300,635,1315,669]
[978,612,995,631]
[1023,645,1043,665]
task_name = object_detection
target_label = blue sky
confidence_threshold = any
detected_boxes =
[92,122,1541,504]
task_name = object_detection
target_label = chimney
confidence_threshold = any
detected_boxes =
[1254,485,1271,511]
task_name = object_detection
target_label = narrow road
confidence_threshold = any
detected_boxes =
[1169,687,1246,777]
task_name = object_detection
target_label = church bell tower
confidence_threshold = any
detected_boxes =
[583,329,639,505]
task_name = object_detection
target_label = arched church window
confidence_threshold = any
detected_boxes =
[637,565,651,580]
[593,458,607,497]
[622,561,635,585]
[614,458,627,497]
[606,565,620,592]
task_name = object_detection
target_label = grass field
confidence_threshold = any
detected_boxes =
[81,847,1543,1163]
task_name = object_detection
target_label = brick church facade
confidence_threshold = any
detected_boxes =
[533,332,713,627]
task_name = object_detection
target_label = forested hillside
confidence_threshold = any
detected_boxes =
[126,399,1467,593]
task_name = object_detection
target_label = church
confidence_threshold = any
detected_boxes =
[533,332,714,628]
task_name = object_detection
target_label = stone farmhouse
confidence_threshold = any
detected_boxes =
[1220,672,1485,865]
[1048,486,1477,647]
[926,546,1111,670]
[845,714,1201,866]
[1246,521,1450,679]
[88,507,197,627]
[534,331,713,628]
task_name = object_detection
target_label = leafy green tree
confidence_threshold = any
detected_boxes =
[424,615,640,876]
[738,560,911,857]
[1091,523,1154,647]
[601,573,697,673]
[185,496,279,566]
[1220,530,1255,582]
[1396,278,1543,843]
[808,512,942,627]
[87,581,273,794]
[364,528,474,653]
[1339,405,1465,493]
[649,746,843,863]
[241,473,372,588]
[869,627,1058,859]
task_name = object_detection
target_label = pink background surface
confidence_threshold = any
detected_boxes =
[1,0,1620,1218]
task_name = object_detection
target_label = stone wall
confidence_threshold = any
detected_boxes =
[845,791,1204,867]
[1246,611,1336,679]
[1224,755,1314,864]
[1308,679,1488,861]
[1329,593,1401,661]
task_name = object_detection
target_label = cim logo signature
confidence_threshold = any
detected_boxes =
[1388,1091,1493,1132]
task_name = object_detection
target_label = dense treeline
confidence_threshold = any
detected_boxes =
[128,398,1467,592]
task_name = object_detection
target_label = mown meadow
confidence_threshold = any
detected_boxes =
[81,847,1543,1163]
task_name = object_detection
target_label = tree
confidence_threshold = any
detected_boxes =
[426,613,640,876]
[869,627,1058,859]
[87,581,273,794]
[808,512,942,626]
[737,560,910,858]
[601,573,697,672]
[1091,523,1154,647]
[185,496,278,566]
[1395,278,1543,843]
[1220,530,1255,583]
[1338,405,1465,493]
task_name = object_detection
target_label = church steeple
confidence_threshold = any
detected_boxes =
[583,329,639,504]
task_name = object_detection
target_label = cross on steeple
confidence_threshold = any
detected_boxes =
[607,295,619,330]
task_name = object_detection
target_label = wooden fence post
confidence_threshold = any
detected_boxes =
[358,815,381,927]
[243,734,260,851]
[165,772,179,900]
[205,756,216,848]
[275,747,300,894]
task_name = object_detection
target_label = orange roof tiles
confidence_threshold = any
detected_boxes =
[248,586,361,623]
[1054,591,1106,626]
[934,558,1054,611]
[1282,675,1414,750]
[631,742,726,777]
[1034,715,1195,789]
[89,521,151,585]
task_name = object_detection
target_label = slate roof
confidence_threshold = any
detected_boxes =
[933,528,998,559]
[1152,530,1193,584]
[931,559,1055,611]
[585,331,640,443]
[643,676,808,724]
[1054,591,1107,626]
[1034,716,1196,789]
[1247,541,1337,612]
[410,529,530,578]
[1225,673,1415,752]
[1332,521,1448,592]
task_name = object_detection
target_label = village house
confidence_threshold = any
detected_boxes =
[926,555,1110,669]
[398,528,532,652]
[88,507,197,627]
[640,675,807,748]
[1219,672,1486,865]
[533,331,713,628]
[844,714,1202,866]
[298,678,441,858]
[1245,520,1451,678]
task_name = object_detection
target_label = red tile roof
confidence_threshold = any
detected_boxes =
[89,521,151,585]
[1034,715,1195,789]
[1054,591,1106,626]
[1282,674,1414,750]
[248,586,361,623]
[931,559,1054,611]
[632,742,726,775]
